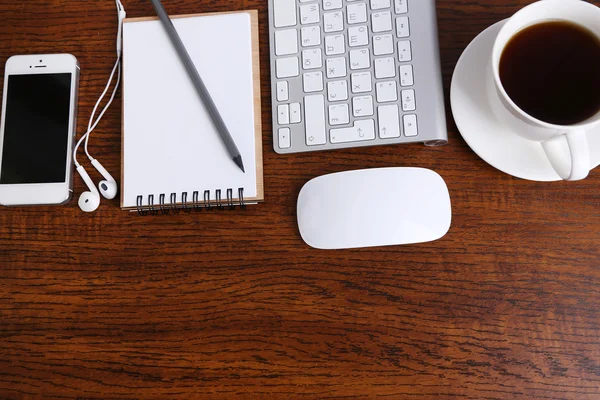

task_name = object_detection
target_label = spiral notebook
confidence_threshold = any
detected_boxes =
[121,10,263,214]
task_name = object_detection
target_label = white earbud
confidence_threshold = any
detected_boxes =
[91,158,118,199]
[76,165,100,212]
[72,0,125,213]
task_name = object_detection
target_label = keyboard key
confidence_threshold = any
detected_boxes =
[301,26,321,47]
[327,79,349,101]
[274,0,297,28]
[399,64,414,86]
[401,89,416,111]
[378,105,401,138]
[278,104,290,124]
[300,3,320,24]
[372,11,392,33]
[395,0,408,14]
[325,34,345,55]
[396,16,410,37]
[323,0,343,10]
[275,29,298,56]
[371,0,391,10]
[398,40,412,62]
[330,119,376,143]
[326,57,347,78]
[373,34,394,55]
[347,3,367,24]
[302,48,322,69]
[324,11,344,33]
[276,57,299,78]
[350,48,370,70]
[376,81,398,102]
[279,127,291,148]
[403,114,418,136]
[276,81,289,101]
[351,71,372,93]
[352,95,374,117]
[304,95,327,145]
[290,103,302,123]
[328,103,350,125]
[348,25,369,47]
[374,57,395,78]
[303,71,324,92]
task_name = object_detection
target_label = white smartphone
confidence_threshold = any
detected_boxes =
[0,54,80,206]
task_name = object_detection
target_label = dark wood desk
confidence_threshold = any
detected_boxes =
[1,1,599,398]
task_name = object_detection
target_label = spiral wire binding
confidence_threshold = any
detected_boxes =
[135,188,247,215]
[215,190,224,210]
[239,188,246,209]
[159,194,169,215]
[204,190,212,211]
[148,195,158,215]
[227,188,235,210]
[191,191,199,212]
[136,195,148,216]
[181,192,190,213]
[170,193,180,214]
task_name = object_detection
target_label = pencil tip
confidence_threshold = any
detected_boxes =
[233,155,245,173]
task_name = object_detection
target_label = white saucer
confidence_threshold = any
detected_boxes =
[450,20,600,181]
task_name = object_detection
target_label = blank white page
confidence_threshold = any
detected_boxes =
[122,12,257,209]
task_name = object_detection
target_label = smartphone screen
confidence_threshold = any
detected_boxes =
[0,73,72,184]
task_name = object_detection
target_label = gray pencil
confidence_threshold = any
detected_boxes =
[149,0,245,173]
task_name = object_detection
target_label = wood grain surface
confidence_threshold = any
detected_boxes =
[1,0,599,399]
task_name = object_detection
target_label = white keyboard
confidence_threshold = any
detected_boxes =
[268,0,448,154]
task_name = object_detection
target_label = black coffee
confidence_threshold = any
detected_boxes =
[499,21,600,125]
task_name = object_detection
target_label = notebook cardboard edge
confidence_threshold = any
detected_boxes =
[120,10,264,210]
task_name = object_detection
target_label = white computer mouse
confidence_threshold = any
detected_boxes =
[297,167,452,250]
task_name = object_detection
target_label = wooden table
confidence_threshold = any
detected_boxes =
[1,1,599,398]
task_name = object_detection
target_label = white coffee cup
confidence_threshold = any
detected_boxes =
[487,0,600,181]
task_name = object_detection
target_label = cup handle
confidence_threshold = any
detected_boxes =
[541,129,590,181]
